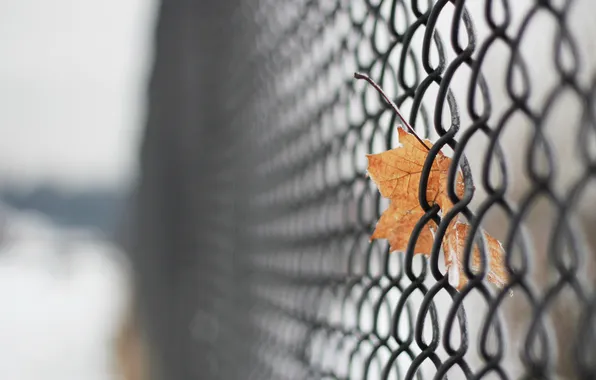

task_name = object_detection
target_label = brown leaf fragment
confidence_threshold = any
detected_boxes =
[370,197,434,254]
[442,221,508,290]
[367,128,464,254]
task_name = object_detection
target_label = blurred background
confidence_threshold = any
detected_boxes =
[0,0,157,379]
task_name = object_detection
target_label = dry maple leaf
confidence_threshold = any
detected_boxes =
[356,71,508,290]
[367,128,464,254]
[367,128,508,290]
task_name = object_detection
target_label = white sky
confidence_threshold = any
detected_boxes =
[0,0,158,191]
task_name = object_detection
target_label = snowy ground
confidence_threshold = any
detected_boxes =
[0,206,131,380]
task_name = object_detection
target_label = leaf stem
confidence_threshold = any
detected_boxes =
[354,72,431,151]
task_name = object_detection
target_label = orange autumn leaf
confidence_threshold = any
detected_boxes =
[367,128,508,290]
[367,128,464,253]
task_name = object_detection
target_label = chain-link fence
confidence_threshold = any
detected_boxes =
[133,1,596,379]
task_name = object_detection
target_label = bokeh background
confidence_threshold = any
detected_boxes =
[0,1,157,379]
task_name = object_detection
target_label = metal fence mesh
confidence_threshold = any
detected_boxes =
[135,1,596,379]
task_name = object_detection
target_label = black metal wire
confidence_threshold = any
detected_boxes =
[134,0,596,379]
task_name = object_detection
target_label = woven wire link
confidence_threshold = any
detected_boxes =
[137,0,596,379]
